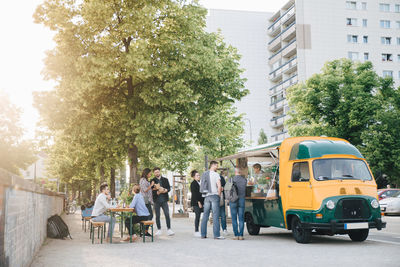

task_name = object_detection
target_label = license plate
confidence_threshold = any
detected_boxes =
[344,222,369,230]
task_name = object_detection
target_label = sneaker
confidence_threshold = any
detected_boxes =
[231,236,239,240]
[154,230,162,236]
[223,229,228,235]
[215,236,225,240]
[194,232,201,237]
[238,236,244,240]
[201,236,207,239]
[167,229,175,236]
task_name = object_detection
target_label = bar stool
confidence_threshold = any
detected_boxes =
[139,221,154,243]
[90,220,106,244]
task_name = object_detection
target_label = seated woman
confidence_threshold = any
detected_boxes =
[123,184,151,242]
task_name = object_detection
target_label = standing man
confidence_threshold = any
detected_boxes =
[91,183,118,241]
[230,168,247,240]
[151,167,175,236]
[200,161,225,239]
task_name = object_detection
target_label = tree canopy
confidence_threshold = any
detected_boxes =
[33,0,248,194]
[286,59,400,186]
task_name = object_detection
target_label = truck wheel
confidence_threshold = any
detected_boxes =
[246,214,260,235]
[348,229,369,242]
[291,216,311,244]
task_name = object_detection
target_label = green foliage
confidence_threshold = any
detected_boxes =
[258,128,268,145]
[286,59,400,186]
[33,0,247,190]
[0,90,36,174]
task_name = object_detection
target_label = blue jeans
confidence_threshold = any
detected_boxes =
[201,195,221,238]
[92,214,116,237]
[230,198,245,236]
[219,204,227,231]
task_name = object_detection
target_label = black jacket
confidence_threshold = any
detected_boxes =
[151,176,170,203]
[190,180,204,207]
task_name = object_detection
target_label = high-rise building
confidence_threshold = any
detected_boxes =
[268,0,400,142]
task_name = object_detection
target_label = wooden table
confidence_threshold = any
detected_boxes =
[245,196,279,200]
[109,208,135,244]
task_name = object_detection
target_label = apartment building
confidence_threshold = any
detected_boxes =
[267,0,400,142]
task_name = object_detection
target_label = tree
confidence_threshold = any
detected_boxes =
[258,128,268,145]
[286,59,400,186]
[34,0,247,186]
[0,90,36,174]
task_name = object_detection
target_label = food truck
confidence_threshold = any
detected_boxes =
[215,136,386,243]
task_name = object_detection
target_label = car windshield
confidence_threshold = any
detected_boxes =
[392,191,400,198]
[313,159,372,181]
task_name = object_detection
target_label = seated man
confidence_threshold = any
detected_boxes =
[123,184,151,241]
[91,183,117,241]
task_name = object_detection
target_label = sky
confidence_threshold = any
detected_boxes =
[0,0,288,139]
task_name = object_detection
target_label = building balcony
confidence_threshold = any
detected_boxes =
[269,71,283,82]
[270,114,285,128]
[270,98,285,112]
[268,23,281,37]
[268,36,282,52]
[281,6,295,26]
[282,57,297,75]
[282,38,297,58]
[269,82,284,95]
[282,74,298,90]
[281,22,296,42]
[271,130,289,142]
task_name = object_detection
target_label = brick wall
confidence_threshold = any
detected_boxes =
[0,169,64,267]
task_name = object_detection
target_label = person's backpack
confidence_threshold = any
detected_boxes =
[227,181,239,203]
[47,215,72,239]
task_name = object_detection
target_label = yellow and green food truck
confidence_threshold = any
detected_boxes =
[216,136,386,243]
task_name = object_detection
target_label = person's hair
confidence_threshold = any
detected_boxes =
[191,170,198,177]
[153,167,161,172]
[253,163,261,170]
[100,183,108,192]
[209,161,218,168]
[81,205,86,211]
[132,184,140,194]
[141,168,151,178]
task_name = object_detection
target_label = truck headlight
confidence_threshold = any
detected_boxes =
[371,199,379,209]
[326,200,335,210]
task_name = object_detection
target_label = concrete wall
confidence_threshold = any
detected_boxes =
[0,169,64,267]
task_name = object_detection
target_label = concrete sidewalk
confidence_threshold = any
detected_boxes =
[31,211,399,267]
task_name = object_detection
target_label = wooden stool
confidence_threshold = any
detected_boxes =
[90,220,106,244]
[139,221,154,243]
[82,217,91,232]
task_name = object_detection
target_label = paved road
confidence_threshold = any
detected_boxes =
[31,212,399,267]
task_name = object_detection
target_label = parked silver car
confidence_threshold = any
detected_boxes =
[380,191,400,215]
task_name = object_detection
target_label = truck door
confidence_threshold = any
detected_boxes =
[288,162,312,208]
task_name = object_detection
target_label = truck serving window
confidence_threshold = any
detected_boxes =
[313,159,372,181]
[291,162,310,182]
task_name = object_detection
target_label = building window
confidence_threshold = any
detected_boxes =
[346,1,357,9]
[395,4,400,12]
[346,18,358,26]
[362,19,368,27]
[397,37,400,45]
[348,52,359,60]
[379,3,390,12]
[383,70,393,78]
[381,37,392,45]
[362,2,367,10]
[380,20,391,28]
[363,36,368,43]
[382,53,393,61]
[347,35,358,43]
[364,52,369,61]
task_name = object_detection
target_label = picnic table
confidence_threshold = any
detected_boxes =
[109,207,135,244]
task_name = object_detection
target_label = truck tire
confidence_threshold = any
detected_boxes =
[348,229,369,242]
[245,214,260,235]
[291,216,312,244]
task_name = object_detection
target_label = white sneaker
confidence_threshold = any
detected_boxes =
[154,230,162,236]
[215,236,225,240]
[194,232,201,237]
[167,229,175,236]
[223,229,228,235]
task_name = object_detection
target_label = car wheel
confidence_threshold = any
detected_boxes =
[291,216,311,244]
[245,214,260,235]
[348,229,369,242]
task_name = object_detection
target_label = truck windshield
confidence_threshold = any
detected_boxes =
[312,159,372,181]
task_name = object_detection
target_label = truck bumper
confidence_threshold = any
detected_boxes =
[301,218,386,233]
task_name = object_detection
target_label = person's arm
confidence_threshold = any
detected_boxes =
[129,195,138,209]
[217,178,222,196]
[100,194,112,209]
[164,177,171,193]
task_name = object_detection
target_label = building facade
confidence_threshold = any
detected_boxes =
[268,0,400,141]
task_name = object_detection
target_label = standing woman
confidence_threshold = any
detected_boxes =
[190,170,204,237]
[139,168,154,236]
[230,168,247,240]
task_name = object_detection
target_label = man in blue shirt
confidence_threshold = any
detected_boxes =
[123,185,150,242]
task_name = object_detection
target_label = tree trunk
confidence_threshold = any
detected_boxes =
[128,144,139,185]
[110,167,116,198]
[100,165,105,183]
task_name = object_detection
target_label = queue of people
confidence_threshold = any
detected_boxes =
[89,163,248,242]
